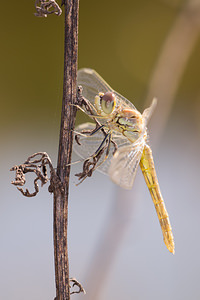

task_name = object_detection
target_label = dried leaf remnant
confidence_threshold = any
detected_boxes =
[34,0,62,17]
[10,152,59,197]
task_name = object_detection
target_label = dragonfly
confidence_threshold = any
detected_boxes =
[73,68,175,254]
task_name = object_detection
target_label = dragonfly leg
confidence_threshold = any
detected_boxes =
[75,132,112,183]
[111,139,118,155]
[84,132,112,175]
[77,85,98,116]
[75,144,107,184]
[74,124,106,149]
[92,132,112,171]
[74,124,105,139]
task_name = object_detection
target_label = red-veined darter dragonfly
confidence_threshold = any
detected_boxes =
[73,68,174,254]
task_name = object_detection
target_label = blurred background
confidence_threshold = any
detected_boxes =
[1,0,200,299]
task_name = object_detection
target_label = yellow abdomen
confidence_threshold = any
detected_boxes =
[140,144,175,254]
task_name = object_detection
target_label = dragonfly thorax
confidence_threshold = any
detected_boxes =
[113,108,146,143]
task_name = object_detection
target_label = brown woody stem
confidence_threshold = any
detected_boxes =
[53,1,79,299]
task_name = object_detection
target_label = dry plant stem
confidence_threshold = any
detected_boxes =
[11,1,81,298]
[54,1,79,299]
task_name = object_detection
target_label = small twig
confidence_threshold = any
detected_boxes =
[34,0,62,17]
[54,278,85,299]
[69,277,86,295]
[10,152,54,197]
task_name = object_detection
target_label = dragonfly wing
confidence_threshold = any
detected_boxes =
[78,69,113,107]
[108,139,145,190]
[73,122,132,175]
[78,68,136,111]
[142,97,157,125]
[114,90,136,110]
[73,122,106,161]
[98,130,132,175]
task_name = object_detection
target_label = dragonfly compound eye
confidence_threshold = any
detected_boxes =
[101,92,116,114]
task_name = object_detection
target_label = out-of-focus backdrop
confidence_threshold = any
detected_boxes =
[1,0,200,299]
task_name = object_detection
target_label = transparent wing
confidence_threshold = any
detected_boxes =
[78,68,136,111]
[108,138,145,190]
[78,68,112,105]
[73,122,132,175]
[142,97,157,125]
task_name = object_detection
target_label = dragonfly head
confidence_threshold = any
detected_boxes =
[94,92,116,117]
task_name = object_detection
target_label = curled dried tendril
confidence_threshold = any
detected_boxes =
[34,0,62,17]
[53,278,86,299]
[10,152,57,197]
[69,277,86,295]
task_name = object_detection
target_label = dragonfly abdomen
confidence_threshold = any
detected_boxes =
[139,144,175,254]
